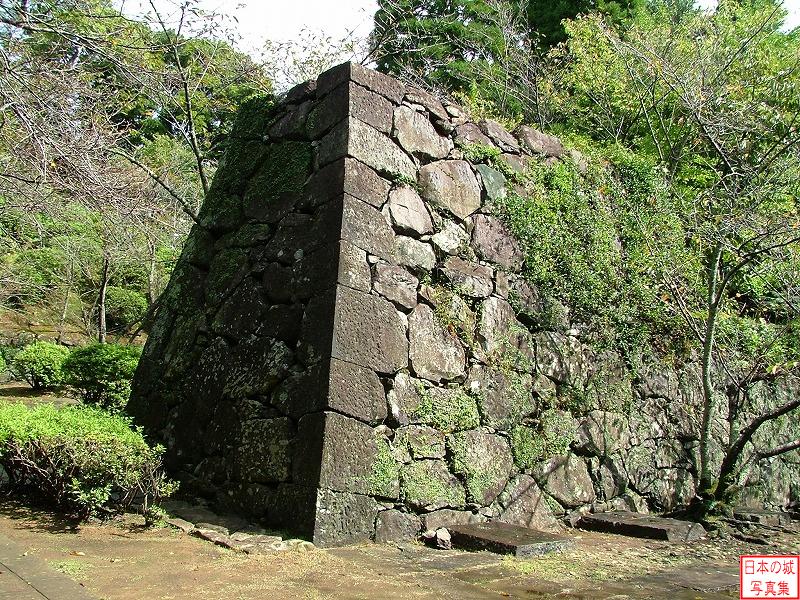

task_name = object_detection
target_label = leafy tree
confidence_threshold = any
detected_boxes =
[527,0,644,46]
[0,0,272,342]
[547,3,800,514]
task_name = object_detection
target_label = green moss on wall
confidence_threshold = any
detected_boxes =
[412,386,481,434]
[367,438,400,498]
[400,460,465,508]
[510,409,575,470]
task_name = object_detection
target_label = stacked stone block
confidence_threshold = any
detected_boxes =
[129,62,797,547]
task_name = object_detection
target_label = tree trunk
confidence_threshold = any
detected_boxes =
[698,243,723,495]
[97,254,110,344]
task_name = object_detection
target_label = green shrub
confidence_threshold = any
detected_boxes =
[11,341,70,389]
[105,286,148,331]
[0,402,177,522]
[0,353,5,377]
[62,344,142,412]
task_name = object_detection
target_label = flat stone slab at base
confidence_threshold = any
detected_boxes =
[578,511,706,542]
[733,509,792,527]
[448,522,575,558]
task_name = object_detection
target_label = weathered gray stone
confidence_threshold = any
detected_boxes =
[268,100,312,139]
[387,372,425,426]
[479,119,519,152]
[467,364,534,429]
[395,235,436,271]
[313,488,380,547]
[576,410,631,456]
[211,277,269,340]
[400,459,466,510]
[477,296,535,367]
[609,491,650,514]
[419,160,482,221]
[303,411,382,496]
[471,214,523,271]
[223,337,294,398]
[454,123,494,148]
[497,153,527,174]
[597,455,629,500]
[449,522,574,558]
[285,78,316,104]
[404,87,449,121]
[534,454,596,508]
[534,331,586,386]
[236,418,293,483]
[332,285,409,374]
[495,475,562,532]
[448,429,513,505]
[421,509,486,531]
[517,125,565,158]
[373,264,419,310]
[328,358,388,423]
[578,512,706,542]
[317,62,406,104]
[393,105,452,159]
[475,164,507,202]
[400,424,446,459]
[338,241,372,293]
[440,256,494,298]
[384,186,433,236]
[409,303,466,381]
[302,157,390,209]
[307,81,393,138]
[341,194,396,260]
[431,221,469,255]
[375,510,422,543]
[318,117,416,179]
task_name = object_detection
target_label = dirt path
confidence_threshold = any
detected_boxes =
[1,502,794,599]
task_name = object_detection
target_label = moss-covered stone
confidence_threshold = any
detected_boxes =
[448,430,513,505]
[367,437,401,499]
[510,409,576,471]
[400,459,466,510]
[243,141,313,223]
[204,246,248,306]
[412,386,481,434]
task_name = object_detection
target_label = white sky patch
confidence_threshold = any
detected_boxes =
[116,0,799,58]
[116,0,378,56]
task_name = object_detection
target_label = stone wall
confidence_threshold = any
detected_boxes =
[128,62,798,547]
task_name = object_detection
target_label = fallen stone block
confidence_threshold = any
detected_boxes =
[578,511,706,542]
[733,509,792,527]
[449,522,574,558]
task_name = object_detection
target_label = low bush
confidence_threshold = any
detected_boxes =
[0,402,177,523]
[105,286,148,331]
[62,344,142,412]
[11,341,70,389]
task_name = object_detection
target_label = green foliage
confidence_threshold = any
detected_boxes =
[0,402,177,521]
[413,386,481,433]
[62,344,142,412]
[366,438,400,498]
[373,0,509,93]
[447,432,497,502]
[400,460,466,508]
[0,353,5,376]
[528,0,644,47]
[11,341,70,390]
[495,146,689,357]
[510,409,575,470]
[105,286,148,331]
[458,141,502,164]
